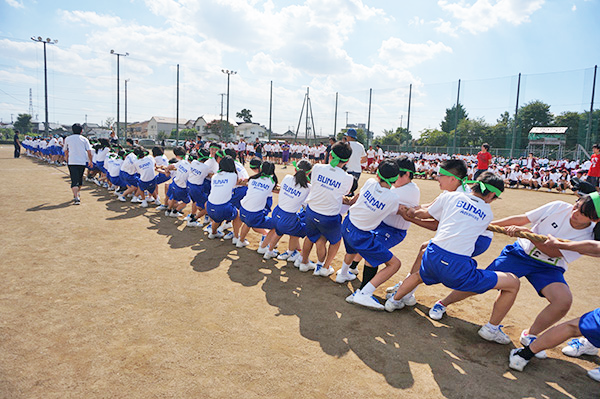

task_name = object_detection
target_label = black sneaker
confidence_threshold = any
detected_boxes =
[73,197,81,205]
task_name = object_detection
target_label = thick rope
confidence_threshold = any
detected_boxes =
[486,224,570,243]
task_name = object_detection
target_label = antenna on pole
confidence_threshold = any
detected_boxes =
[29,88,34,117]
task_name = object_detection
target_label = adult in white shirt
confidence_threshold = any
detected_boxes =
[344,129,367,195]
[63,123,93,204]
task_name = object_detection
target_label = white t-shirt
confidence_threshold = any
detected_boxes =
[428,191,494,257]
[241,176,275,212]
[278,174,311,213]
[367,149,375,159]
[348,178,401,232]
[382,181,421,230]
[173,159,191,188]
[135,155,156,182]
[520,201,596,270]
[188,160,210,185]
[96,147,110,162]
[208,172,237,205]
[204,157,219,178]
[63,134,92,165]
[346,141,366,173]
[155,154,169,168]
[121,153,138,175]
[107,157,123,177]
[306,164,354,216]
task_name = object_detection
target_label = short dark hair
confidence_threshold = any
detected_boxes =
[218,156,236,173]
[173,146,186,157]
[472,171,504,197]
[72,123,82,134]
[331,141,352,161]
[440,159,467,179]
[378,159,400,180]
[482,143,490,151]
[152,146,164,157]
[395,156,416,179]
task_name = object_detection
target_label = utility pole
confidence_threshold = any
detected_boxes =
[110,49,129,138]
[125,79,129,142]
[31,36,57,137]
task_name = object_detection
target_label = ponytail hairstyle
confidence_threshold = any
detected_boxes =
[117,149,126,160]
[99,138,110,149]
[218,155,236,173]
[293,159,312,188]
[249,160,278,184]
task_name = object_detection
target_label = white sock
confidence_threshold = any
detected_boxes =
[361,282,376,296]
[485,322,499,330]
[340,262,350,274]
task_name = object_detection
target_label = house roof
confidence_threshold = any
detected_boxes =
[150,116,189,124]
[197,114,238,127]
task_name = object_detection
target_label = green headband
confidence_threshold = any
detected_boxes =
[292,161,311,182]
[377,169,399,187]
[439,167,502,198]
[209,144,221,149]
[260,172,276,184]
[590,191,600,219]
[329,152,349,168]
[398,167,424,176]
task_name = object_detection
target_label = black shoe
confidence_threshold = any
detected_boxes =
[73,198,81,205]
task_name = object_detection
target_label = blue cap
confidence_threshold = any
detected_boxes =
[344,129,357,139]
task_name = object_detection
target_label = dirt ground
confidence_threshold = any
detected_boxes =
[1,145,599,399]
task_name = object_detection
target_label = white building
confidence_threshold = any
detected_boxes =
[235,122,268,141]
[147,117,190,139]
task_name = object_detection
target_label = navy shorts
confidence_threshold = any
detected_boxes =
[420,242,498,294]
[342,218,394,267]
[167,182,190,203]
[486,242,567,297]
[272,206,306,237]
[373,222,407,249]
[137,176,157,193]
[207,201,238,223]
[580,308,600,348]
[305,205,343,244]
[156,172,171,185]
[231,186,248,209]
[240,206,274,229]
[188,182,208,209]
[472,234,492,257]
[109,175,123,187]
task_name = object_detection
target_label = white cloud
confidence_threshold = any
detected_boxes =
[438,0,545,34]
[0,69,37,84]
[60,10,122,28]
[432,18,458,36]
[572,4,576,11]
[408,16,425,26]
[378,38,453,68]
[5,0,24,9]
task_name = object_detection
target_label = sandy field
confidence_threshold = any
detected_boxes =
[1,145,599,399]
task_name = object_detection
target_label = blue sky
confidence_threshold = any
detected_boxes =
[0,0,598,139]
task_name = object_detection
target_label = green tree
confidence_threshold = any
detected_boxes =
[157,131,169,141]
[373,127,413,147]
[13,113,33,134]
[456,118,491,148]
[554,111,581,148]
[171,128,198,140]
[516,100,553,149]
[236,109,253,123]
[336,128,367,146]
[416,128,451,147]
[488,111,512,149]
[441,103,468,133]
[206,119,235,141]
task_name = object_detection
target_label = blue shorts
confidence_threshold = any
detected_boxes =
[486,242,567,297]
[188,182,208,209]
[342,218,394,267]
[167,182,190,203]
[207,201,238,223]
[305,205,343,244]
[420,242,498,294]
[272,206,306,237]
[156,172,171,185]
[137,176,157,193]
[109,175,123,187]
[240,206,274,229]
[120,171,137,187]
[96,161,106,174]
[231,186,248,209]
[472,235,492,257]
[580,308,600,348]
[373,222,407,249]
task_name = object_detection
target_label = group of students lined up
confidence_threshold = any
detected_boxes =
[24,127,600,384]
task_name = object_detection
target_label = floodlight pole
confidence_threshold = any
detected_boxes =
[31,36,57,136]
[110,50,129,138]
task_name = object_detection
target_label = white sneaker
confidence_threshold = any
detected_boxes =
[257,246,269,255]
[118,195,126,202]
[313,265,334,277]
[169,210,183,218]
[294,257,303,268]
[277,250,293,260]
[223,231,235,240]
[349,266,359,275]
[429,301,447,321]
[208,232,224,239]
[186,220,199,227]
[509,348,530,372]
[131,196,141,203]
[346,289,360,304]
[203,223,212,233]
[232,237,239,246]
[236,239,249,248]
[478,324,512,345]
[165,210,172,217]
[401,293,417,306]
[184,214,191,221]
[385,283,400,294]
[221,221,233,230]
[204,215,210,224]
[263,250,279,260]
[287,250,301,263]
[298,261,316,272]
[140,200,148,208]
[588,367,600,382]
[154,198,162,206]
[562,338,599,357]
[353,293,384,310]
[520,330,547,359]
[156,204,167,210]
[384,298,405,312]
[335,269,357,283]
